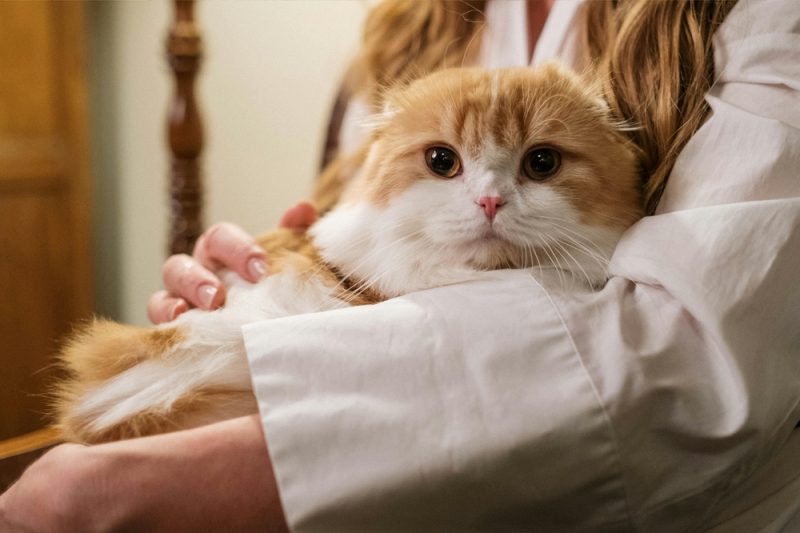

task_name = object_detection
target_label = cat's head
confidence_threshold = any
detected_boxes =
[312,64,643,296]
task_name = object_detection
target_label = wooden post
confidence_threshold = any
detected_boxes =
[166,0,203,255]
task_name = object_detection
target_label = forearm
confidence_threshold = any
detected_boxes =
[107,414,287,532]
[1,415,288,533]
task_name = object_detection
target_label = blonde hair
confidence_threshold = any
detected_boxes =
[582,0,737,213]
[317,0,737,215]
[348,0,487,104]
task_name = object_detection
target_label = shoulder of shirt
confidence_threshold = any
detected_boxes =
[717,0,800,43]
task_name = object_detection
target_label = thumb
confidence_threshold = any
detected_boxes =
[279,201,318,230]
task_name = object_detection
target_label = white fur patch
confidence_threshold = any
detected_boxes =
[311,194,482,298]
[76,270,346,432]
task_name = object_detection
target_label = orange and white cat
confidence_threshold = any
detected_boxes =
[56,63,641,443]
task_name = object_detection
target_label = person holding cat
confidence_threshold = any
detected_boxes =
[2,0,799,531]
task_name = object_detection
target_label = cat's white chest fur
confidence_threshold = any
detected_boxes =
[311,198,484,298]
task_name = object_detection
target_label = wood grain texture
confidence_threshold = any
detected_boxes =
[0,425,61,490]
[0,1,93,448]
[0,427,61,461]
[166,0,204,255]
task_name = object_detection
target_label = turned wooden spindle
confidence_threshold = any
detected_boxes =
[166,0,204,255]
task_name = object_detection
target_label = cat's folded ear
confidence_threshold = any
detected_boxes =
[567,60,642,133]
[581,74,610,114]
[361,99,401,133]
[529,61,603,118]
[539,60,611,115]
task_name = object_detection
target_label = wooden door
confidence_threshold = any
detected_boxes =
[0,0,93,479]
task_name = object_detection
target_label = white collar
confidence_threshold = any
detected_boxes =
[479,0,587,69]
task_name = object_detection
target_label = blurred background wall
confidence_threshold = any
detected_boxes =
[88,1,367,325]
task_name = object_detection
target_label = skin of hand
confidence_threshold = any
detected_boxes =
[148,201,318,323]
[0,415,289,533]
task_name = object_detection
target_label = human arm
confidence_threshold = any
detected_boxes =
[0,415,288,533]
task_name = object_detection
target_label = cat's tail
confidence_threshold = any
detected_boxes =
[54,319,255,443]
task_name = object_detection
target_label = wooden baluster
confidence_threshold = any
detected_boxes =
[166,0,204,255]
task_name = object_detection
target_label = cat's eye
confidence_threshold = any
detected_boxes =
[425,146,461,178]
[522,147,561,181]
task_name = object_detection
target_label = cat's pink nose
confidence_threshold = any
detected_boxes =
[477,196,504,221]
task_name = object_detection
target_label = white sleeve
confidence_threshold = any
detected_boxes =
[244,0,800,531]
[245,271,637,531]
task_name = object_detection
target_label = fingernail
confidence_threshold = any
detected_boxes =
[247,257,266,280]
[170,301,188,321]
[198,284,218,309]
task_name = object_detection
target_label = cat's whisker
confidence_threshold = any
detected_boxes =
[525,243,563,289]
[524,243,535,271]
[540,222,610,261]
[330,227,428,298]
[343,254,399,296]
[558,235,610,276]
[538,229,611,280]
[551,239,594,288]
[548,240,573,291]
[315,217,423,264]
[526,214,613,261]
[538,239,566,291]
[340,228,436,302]
[538,221,613,273]
[530,242,544,273]
[342,268,391,304]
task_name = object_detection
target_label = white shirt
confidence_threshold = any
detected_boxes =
[244,0,800,530]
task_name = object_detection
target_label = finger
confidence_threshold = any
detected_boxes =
[279,201,318,230]
[194,222,266,282]
[161,254,227,310]
[147,290,190,324]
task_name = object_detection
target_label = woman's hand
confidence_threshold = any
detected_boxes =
[0,444,105,532]
[148,201,318,324]
[0,416,288,532]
